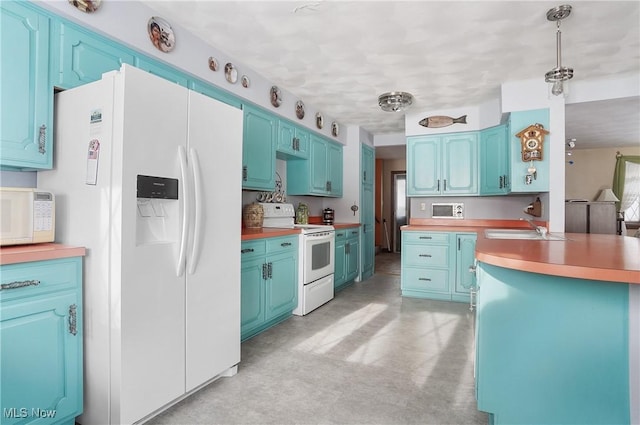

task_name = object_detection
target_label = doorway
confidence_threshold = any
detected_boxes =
[391,172,408,252]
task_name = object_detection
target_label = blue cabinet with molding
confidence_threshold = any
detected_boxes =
[0,1,53,170]
[287,134,343,197]
[242,105,277,191]
[1,257,84,425]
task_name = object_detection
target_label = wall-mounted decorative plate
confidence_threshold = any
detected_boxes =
[241,75,250,88]
[208,56,218,71]
[148,17,175,53]
[316,112,323,129]
[68,0,101,13]
[331,121,339,137]
[270,86,282,108]
[224,63,238,84]
[295,101,305,119]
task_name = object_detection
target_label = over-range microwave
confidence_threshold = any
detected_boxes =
[432,202,464,219]
[0,187,55,246]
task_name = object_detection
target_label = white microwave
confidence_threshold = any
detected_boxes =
[432,202,464,219]
[0,187,55,246]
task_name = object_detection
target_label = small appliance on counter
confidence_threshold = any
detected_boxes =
[323,208,335,225]
[0,187,55,246]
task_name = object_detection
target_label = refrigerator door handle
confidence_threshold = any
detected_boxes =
[176,146,189,277]
[187,148,203,274]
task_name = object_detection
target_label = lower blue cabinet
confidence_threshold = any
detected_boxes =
[334,227,360,291]
[240,236,298,341]
[401,231,476,302]
[1,257,83,425]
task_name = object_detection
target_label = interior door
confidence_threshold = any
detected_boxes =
[392,172,408,252]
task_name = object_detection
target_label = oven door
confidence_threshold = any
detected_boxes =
[302,231,335,284]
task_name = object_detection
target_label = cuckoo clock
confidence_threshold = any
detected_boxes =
[516,123,549,161]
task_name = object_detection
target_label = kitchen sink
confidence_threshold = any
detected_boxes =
[484,229,567,241]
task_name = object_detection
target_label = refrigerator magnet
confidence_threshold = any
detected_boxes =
[86,139,100,185]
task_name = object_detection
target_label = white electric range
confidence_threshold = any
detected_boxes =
[260,203,335,315]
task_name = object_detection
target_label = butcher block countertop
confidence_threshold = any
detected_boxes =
[0,243,86,265]
[403,218,640,284]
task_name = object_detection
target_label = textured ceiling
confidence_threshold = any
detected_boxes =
[141,1,640,151]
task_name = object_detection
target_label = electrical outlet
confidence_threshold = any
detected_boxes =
[420,202,426,211]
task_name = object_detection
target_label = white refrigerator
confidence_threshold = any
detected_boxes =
[38,64,242,424]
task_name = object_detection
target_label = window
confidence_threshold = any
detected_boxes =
[622,161,640,225]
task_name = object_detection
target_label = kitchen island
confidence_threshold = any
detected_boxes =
[473,230,639,424]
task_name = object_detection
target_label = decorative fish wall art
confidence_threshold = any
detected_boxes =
[419,115,467,128]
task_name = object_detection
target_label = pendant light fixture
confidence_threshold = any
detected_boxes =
[545,5,573,96]
[378,91,414,112]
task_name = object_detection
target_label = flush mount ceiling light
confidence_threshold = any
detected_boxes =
[545,5,574,96]
[378,92,414,112]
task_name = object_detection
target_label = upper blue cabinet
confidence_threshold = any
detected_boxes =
[287,134,343,197]
[480,124,510,195]
[407,132,478,196]
[52,21,136,90]
[1,1,53,170]
[242,104,277,190]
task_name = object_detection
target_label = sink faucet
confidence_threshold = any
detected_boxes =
[522,218,548,238]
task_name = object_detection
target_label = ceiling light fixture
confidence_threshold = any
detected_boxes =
[545,5,574,96]
[378,92,414,112]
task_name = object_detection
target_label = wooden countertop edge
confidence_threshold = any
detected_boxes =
[333,223,361,229]
[475,252,640,284]
[1,243,86,265]
[242,228,301,241]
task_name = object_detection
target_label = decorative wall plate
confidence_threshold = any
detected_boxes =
[295,101,305,119]
[224,63,238,84]
[316,112,324,129]
[148,17,175,53]
[270,86,282,108]
[68,0,101,13]
[331,121,339,137]
[241,75,250,88]
[208,57,218,71]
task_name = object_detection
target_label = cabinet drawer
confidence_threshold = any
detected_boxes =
[403,244,450,268]
[266,236,298,255]
[335,230,347,241]
[241,240,266,259]
[402,268,449,293]
[0,258,80,302]
[403,232,450,244]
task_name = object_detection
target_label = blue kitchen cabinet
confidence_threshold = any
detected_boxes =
[287,134,343,197]
[453,233,477,302]
[240,236,298,341]
[52,20,136,89]
[401,231,452,299]
[361,143,375,187]
[479,124,510,195]
[242,104,277,191]
[407,133,478,196]
[475,262,629,424]
[1,257,83,425]
[0,1,53,170]
[276,119,309,159]
[334,230,347,288]
[137,57,189,87]
[508,108,550,193]
[361,183,374,280]
[334,226,360,291]
[190,80,242,109]
[401,230,476,302]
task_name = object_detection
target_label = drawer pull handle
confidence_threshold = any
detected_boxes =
[281,242,292,247]
[419,236,432,240]
[241,248,255,254]
[68,304,78,336]
[337,233,345,237]
[418,278,432,282]
[1,279,40,290]
[419,254,432,258]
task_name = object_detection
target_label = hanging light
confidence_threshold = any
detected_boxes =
[378,92,414,112]
[545,5,573,96]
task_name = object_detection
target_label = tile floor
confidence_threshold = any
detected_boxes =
[147,258,487,425]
